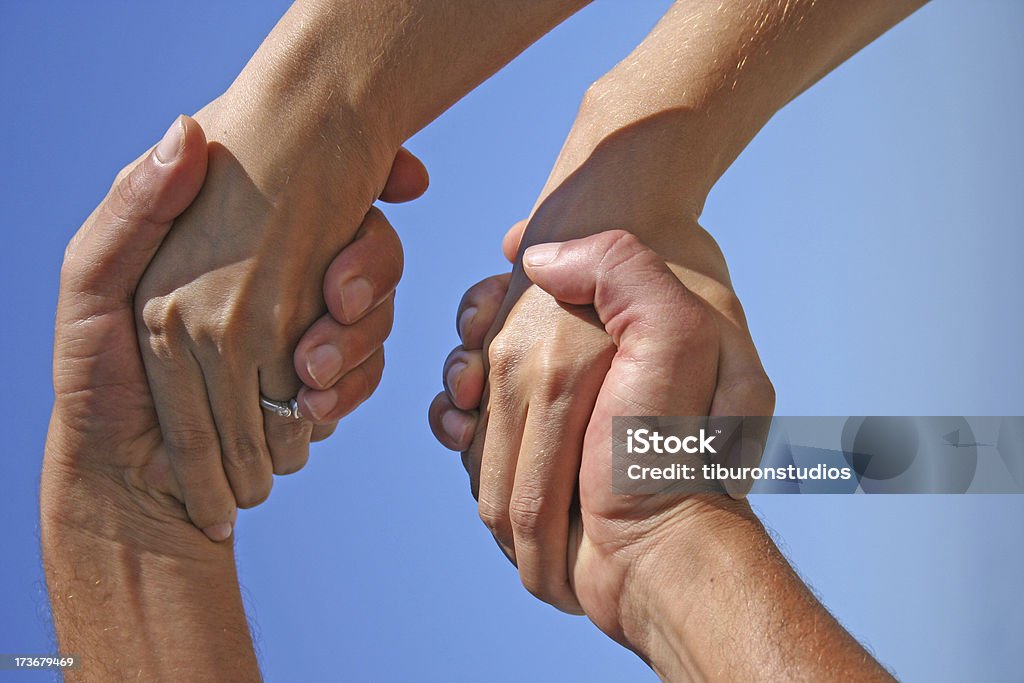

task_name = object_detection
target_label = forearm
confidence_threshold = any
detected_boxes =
[627,505,891,682]
[220,0,589,161]
[534,0,927,223]
[41,444,257,682]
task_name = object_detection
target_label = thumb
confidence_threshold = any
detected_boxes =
[523,230,718,416]
[61,115,208,304]
[501,219,528,263]
[522,230,695,348]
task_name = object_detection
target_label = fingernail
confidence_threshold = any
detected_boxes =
[458,307,477,341]
[441,409,470,444]
[340,277,374,320]
[304,390,338,421]
[155,116,185,164]
[203,522,233,542]
[523,243,559,268]
[446,361,467,395]
[307,344,343,386]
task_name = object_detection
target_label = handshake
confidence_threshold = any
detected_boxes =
[42,117,885,683]
[39,1,924,680]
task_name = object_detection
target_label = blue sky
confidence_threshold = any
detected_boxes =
[2,1,1022,681]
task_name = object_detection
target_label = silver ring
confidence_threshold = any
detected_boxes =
[260,395,302,420]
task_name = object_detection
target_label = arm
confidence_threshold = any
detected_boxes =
[536,0,929,223]
[133,0,590,537]
[423,0,926,614]
[634,511,890,681]
[41,502,254,682]
[43,117,257,680]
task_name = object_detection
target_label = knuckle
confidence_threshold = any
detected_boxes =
[363,204,387,227]
[508,492,547,538]
[110,164,148,222]
[187,504,230,530]
[235,476,273,509]
[376,219,404,277]
[361,356,385,394]
[604,228,641,252]
[139,297,184,361]
[274,452,309,476]
[721,370,777,416]
[529,349,573,401]
[477,497,510,542]
[267,418,310,445]
[599,231,649,275]
[310,422,338,443]
[140,295,173,334]
[464,275,504,310]
[222,435,269,473]
[165,427,219,459]
[112,163,133,188]
[486,332,520,379]
[519,572,561,606]
[61,230,85,271]
[58,243,82,289]
[752,373,776,414]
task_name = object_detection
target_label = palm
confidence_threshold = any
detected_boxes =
[52,299,173,492]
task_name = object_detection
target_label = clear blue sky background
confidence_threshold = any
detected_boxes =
[2,1,1023,681]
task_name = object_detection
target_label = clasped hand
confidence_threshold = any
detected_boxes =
[51,115,427,541]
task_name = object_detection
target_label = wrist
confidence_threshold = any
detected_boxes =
[41,460,255,680]
[196,84,397,208]
[42,426,217,562]
[617,499,766,680]
[223,1,405,151]
[559,71,730,207]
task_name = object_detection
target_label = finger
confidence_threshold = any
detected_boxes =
[523,231,718,518]
[509,394,600,615]
[311,421,339,443]
[428,392,478,452]
[442,347,486,411]
[201,357,276,502]
[295,296,394,392]
[709,318,776,499]
[475,330,530,564]
[378,146,429,203]
[323,207,403,324]
[295,348,386,423]
[456,273,512,349]
[63,115,207,310]
[461,380,492,501]
[501,219,528,263]
[138,336,237,541]
[258,354,314,477]
[523,230,717,408]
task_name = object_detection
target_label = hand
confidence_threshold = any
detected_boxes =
[43,118,258,673]
[428,230,768,644]
[289,147,428,428]
[45,115,216,548]
[134,94,428,539]
[47,113,427,543]
[431,238,887,682]
[417,96,775,614]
